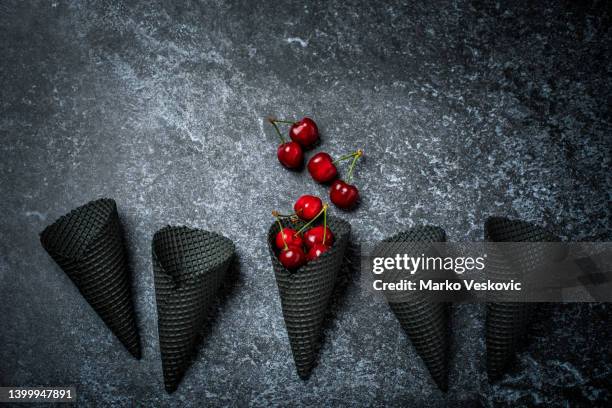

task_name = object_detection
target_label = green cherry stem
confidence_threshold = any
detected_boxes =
[322,205,328,243]
[332,149,362,164]
[296,204,328,235]
[346,149,363,182]
[268,118,286,143]
[271,119,296,124]
[274,214,288,250]
[272,210,297,219]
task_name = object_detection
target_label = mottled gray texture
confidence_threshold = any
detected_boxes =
[1,0,611,407]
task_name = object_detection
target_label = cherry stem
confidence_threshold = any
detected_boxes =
[275,216,289,250]
[268,118,286,143]
[322,205,328,243]
[296,204,328,235]
[332,149,362,164]
[271,119,296,124]
[347,149,363,182]
[272,210,296,219]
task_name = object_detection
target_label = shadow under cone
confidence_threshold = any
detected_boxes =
[484,217,560,382]
[373,226,449,391]
[268,216,351,380]
[40,198,141,358]
[152,226,234,393]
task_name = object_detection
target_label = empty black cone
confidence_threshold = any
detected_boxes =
[267,216,351,379]
[373,226,449,391]
[484,217,560,382]
[40,198,141,358]
[152,226,234,393]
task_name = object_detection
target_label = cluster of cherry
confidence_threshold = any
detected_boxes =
[269,117,363,209]
[268,116,364,270]
[272,195,333,269]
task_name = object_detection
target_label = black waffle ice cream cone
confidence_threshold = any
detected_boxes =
[267,216,351,380]
[373,226,449,391]
[484,217,560,382]
[40,198,141,358]
[152,226,235,393]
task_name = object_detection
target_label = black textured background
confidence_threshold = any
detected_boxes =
[1,1,610,406]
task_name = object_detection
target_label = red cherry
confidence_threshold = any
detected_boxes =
[306,243,330,261]
[330,180,359,209]
[277,142,303,169]
[279,245,307,270]
[289,117,319,148]
[275,228,303,249]
[303,225,334,249]
[294,195,323,221]
[307,152,338,183]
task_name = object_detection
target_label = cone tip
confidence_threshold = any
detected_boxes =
[487,368,503,383]
[129,347,142,360]
[434,377,448,392]
[164,383,178,394]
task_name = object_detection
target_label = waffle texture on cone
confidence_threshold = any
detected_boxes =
[39,198,141,358]
[484,217,560,382]
[267,216,351,380]
[373,226,449,391]
[152,226,234,393]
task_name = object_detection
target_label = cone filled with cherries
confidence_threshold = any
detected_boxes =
[267,116,364,210]
[267,195,351,379]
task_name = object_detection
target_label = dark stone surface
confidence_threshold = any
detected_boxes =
[1,0,610,406]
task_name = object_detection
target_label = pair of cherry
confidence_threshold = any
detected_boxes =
[308,150,362,210]
[274,195,334,270]
[269,117,363,210]
[270,117,319,168]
